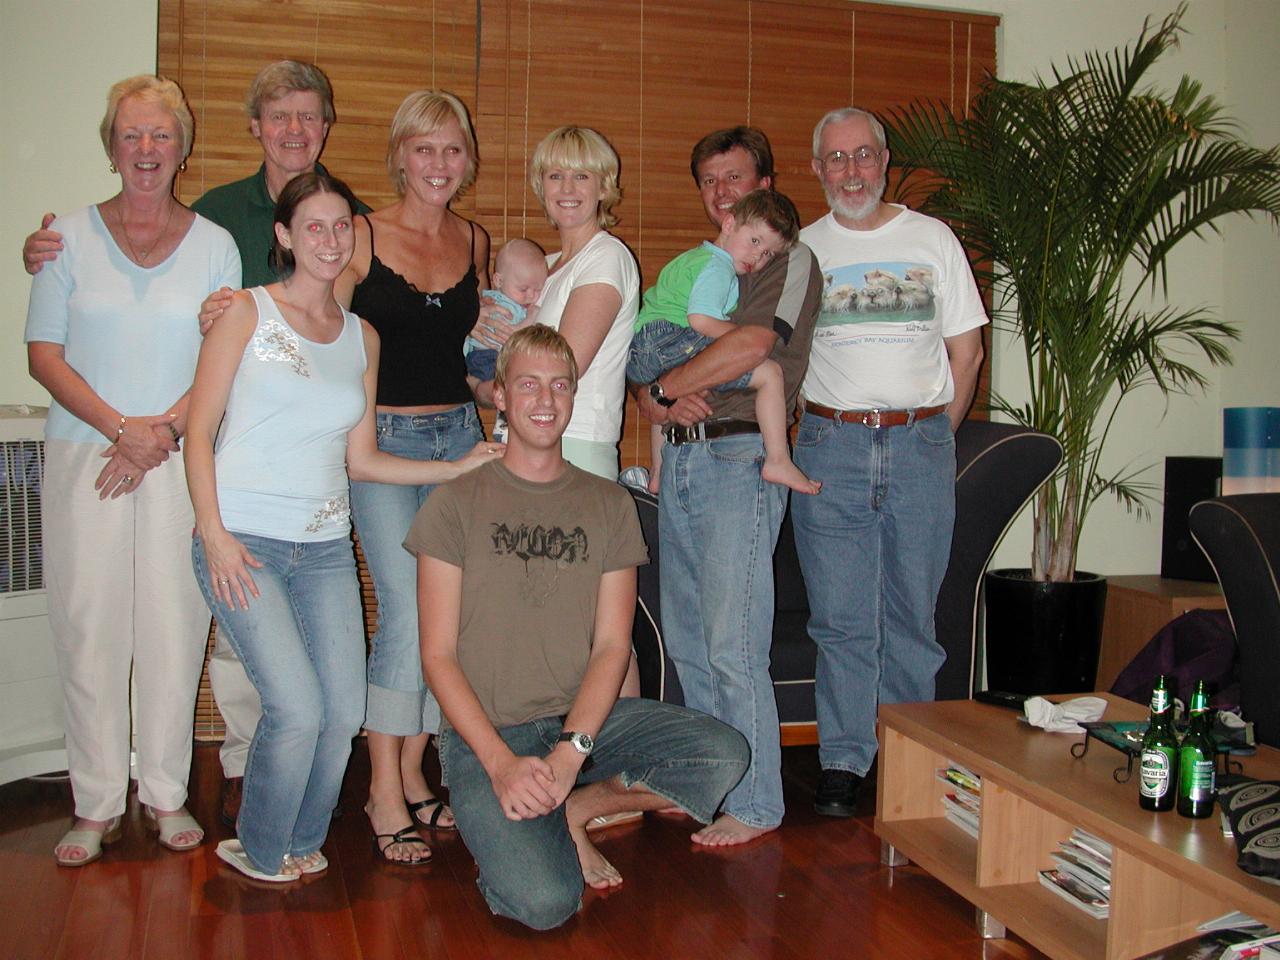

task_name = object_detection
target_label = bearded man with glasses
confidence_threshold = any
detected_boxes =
[792,107,987,818]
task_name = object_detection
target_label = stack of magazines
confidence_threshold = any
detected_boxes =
[1038,828,1112,919]
[936,762,981,838]
[1136,911,1280,959]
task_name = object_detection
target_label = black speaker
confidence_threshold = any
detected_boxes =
[1161,456,1222,582]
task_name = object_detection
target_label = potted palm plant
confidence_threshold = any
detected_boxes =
[885,5,1280,693]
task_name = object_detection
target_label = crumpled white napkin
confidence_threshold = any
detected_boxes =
[1023,696,1107,732]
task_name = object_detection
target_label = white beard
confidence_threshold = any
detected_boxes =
[825,172,886,225]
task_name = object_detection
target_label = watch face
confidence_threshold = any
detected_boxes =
[577,733,594,753]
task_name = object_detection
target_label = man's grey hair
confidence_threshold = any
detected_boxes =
[812,107,886,157]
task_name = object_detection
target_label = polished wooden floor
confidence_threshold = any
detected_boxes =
[1,742,1047,960]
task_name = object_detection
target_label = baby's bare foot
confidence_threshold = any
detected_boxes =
[762,458,822,495]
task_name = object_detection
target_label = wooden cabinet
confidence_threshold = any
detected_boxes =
[1096,576,1227,691]
[876,696,1280,960]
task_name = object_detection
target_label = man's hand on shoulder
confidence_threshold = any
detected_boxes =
[198,286,237,336]
[23,213,62,276]
[490,753,558,820]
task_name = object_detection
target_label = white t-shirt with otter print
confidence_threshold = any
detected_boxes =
[800,205,988,411]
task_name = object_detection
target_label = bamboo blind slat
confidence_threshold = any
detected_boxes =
[163,0,997,741]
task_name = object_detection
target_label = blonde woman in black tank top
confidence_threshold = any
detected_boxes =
[334,90,491,865]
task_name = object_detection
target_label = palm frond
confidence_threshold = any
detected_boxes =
[885,2,1280,581]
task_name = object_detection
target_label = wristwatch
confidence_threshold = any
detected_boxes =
[648,380,676,408]
[558,731,595,756]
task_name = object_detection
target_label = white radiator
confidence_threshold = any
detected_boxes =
[0,404,67,784]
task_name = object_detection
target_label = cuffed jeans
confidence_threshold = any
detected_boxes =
[192,533,365,873]
[440,698,747,930]
[351,405,482,736]
[791,411,955,776]
[658,433,786,828]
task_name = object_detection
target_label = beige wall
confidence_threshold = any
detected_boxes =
[2,0,1276,578]
[0,0,159,404]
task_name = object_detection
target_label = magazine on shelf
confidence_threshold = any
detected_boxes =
[941,794,979,838]
[1038,868,1109,919]
[1056,839,1112,881]
[937,763,981,794]
[1068,827,1113,866]
[1050,852,1111,897]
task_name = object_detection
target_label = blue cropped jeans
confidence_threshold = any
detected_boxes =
[351,405,482,736]
[791,411,955,776]
[193,532,366,873]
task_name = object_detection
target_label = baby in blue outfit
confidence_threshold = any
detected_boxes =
[465,238,548,382]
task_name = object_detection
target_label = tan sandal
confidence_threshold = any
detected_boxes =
[144,805,204,851]
[54,817,123,867]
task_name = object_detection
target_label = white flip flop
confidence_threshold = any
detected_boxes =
[215,839,300,883]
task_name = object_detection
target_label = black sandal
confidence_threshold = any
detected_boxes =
[406,797,456,831]
[371,824,432,865]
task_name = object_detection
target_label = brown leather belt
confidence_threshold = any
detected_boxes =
[663,417,761,446]
[804,401,947,429]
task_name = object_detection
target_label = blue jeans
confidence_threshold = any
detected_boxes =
[658,433,787,828]
[192,533,366,873]
[791,411,955,776]
[351,405,483,736]
[626,321,752,392]
[440,698,747,930]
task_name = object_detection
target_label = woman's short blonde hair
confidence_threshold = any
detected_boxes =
[386,90,478,197]
[99,75,195,158]
[530,126,622,229]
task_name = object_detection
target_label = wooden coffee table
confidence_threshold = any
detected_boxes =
[876,694,1280,960]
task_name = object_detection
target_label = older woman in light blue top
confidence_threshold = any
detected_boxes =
[24,75,241,867]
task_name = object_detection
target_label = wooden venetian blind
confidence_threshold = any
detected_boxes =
[158,0,996,740]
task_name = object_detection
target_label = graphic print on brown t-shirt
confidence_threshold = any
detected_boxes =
[489,518,590,606]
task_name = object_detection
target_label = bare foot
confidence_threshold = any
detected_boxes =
[762,458,822,495]
[365,799,431,864]
[568,821,623,889]
[691,814,777,847]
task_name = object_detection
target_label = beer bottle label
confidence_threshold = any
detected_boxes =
[1185,759,1215,801]
[1140,749,1173,797]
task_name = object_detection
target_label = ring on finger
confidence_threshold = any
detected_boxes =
[217,577,230,585]
[123,475,133,484]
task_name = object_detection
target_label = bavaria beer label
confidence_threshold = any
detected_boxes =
[1140,749,1172,797]
[1151,688,1169,713]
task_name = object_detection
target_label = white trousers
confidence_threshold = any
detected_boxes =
[43,440,211,819]
[208,624,260,777]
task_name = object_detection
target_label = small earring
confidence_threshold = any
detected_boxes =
[109,162,117,174]
[179,160,187,173]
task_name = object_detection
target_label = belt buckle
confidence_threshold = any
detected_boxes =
[666,422,706,445]
[866,409,882,429]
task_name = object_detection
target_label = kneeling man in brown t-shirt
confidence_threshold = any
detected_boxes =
[405,325,749,931]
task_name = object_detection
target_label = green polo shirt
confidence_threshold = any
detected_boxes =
[191,163,370,287]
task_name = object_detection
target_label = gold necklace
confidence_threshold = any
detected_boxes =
[114,198,175,265]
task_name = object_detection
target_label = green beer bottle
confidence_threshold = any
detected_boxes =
[1139,675,1179,811]
[1176,680,1216,818]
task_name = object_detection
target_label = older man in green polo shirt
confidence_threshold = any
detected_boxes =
[22,60,369,826]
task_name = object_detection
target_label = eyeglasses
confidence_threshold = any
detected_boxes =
[819,147,881,172]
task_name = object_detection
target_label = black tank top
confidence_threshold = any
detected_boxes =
[350,215,478,406]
